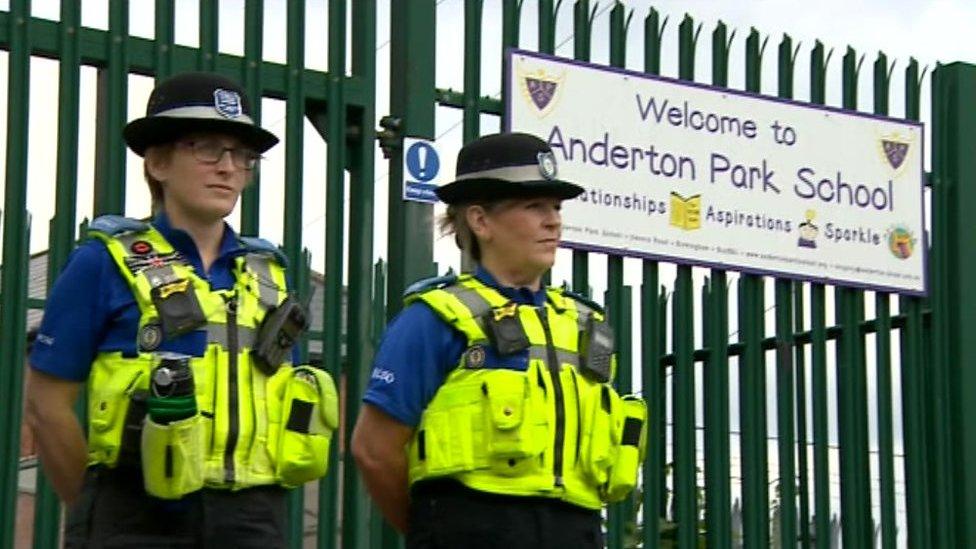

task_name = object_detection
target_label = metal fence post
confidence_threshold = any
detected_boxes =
[345,1,378,547]
[931,61,976,548]
[386,0,436,321]
[641,10,667,549]
[92,0,128,216]
[741,28,770,549]
[899,58,932,549]
[0,2,31,547]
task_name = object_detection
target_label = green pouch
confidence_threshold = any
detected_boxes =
[580,384,623,487]
[140,415,205,499]
[604,395,647,502]
[270,365,338,487]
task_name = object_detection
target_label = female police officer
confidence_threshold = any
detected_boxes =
[25,72,337,547]
[352,132,646,548]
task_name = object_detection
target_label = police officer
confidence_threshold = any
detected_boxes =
[352,132,647,548]
[25,72,337,547]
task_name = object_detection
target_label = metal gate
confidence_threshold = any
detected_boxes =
[2,1,975,548]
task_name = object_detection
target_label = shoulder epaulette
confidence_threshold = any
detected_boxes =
[240,236,288,267]
[403,272,458,298]
[88,215,149,236]
[559,287,606,316]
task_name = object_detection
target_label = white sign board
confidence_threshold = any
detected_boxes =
[507,50,926,295]
[403,137,443,204]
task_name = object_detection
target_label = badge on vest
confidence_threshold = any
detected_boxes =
[123,250,185,277]
[484,303,530,356]
[463,345,487,369]
[130,240,153,254]
[139,323,164,351]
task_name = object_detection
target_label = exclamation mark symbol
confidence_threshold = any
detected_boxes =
[417,145,427,179]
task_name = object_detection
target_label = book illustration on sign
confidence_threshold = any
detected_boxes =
[797,209,820,249]
[669,192,701,231]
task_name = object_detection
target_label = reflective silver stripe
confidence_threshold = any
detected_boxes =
[143,265,180,288]
[442,284,494,319]
[153,105,255,125]
[114,232,142,248]
[244,254,280,310]
[528,345,579,369]
[454,164,544,183]
[205,323,257,349]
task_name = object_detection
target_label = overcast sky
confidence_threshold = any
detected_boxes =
[3,0,971,266]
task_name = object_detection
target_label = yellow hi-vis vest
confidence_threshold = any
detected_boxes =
[85,216,337,492]
[405,274,647,510]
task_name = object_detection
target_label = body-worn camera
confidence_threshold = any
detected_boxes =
[151,278,207,338]
[484,302,530,356]
[253,296,309,376]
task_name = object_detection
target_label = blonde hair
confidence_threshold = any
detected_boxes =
[438,201,504,262]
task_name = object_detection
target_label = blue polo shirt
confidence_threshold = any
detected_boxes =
[362,267,547,428]
[31,213,255,382]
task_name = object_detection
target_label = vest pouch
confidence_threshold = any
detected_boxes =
[481,370,547,476]
[88,367,147,467]
[410,385,480,478]
[579,384,623,487]
[140,414,205,499]
[270,365,338,488]
[604,395,647,502]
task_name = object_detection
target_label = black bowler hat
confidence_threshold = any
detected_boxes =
[435,132,584,204]
[123,72,279,156]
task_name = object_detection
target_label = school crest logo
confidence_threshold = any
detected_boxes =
[879,133,912,173]
[520,68,564,117]
[213,88,243,118]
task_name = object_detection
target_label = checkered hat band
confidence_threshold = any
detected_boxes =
[152,105,255,125]
[454,164,543,182]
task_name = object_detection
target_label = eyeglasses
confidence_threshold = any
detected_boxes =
[181,140,261,170]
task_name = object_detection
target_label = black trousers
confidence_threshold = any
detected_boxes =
[64,467,288,549]
[406,480,604,549]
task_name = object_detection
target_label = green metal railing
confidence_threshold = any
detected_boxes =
[3,1,976,548]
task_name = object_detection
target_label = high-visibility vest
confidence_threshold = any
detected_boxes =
[85,216,336,493]
[405,274,647,510]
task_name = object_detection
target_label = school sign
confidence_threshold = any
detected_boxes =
[506,50,926,295]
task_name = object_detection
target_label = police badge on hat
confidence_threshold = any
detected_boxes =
[213,88,243,118]
[537,151,558,180]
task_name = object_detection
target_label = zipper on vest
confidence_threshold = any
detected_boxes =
[536,307,565,488]
[223,292,240,485]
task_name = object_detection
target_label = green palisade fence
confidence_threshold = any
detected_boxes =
[3,1,976,548]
